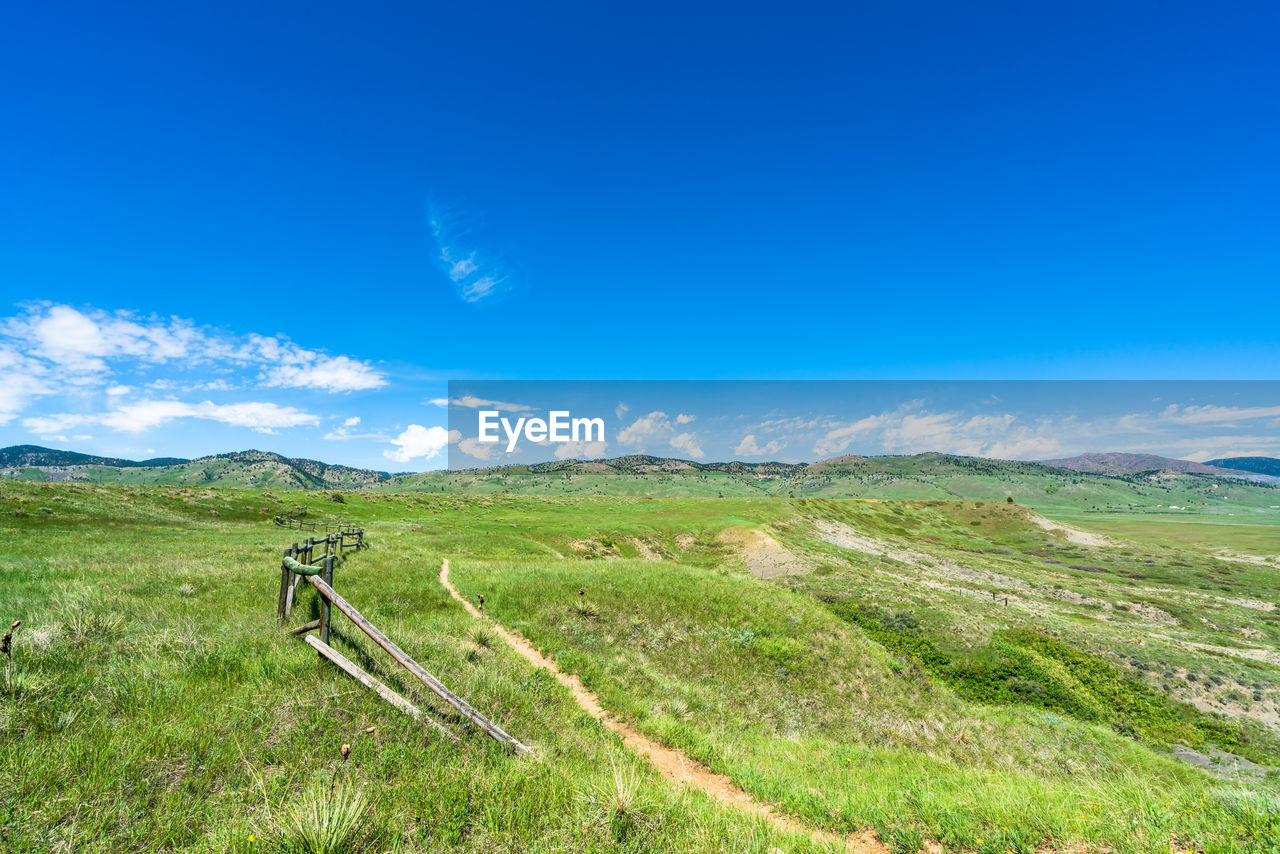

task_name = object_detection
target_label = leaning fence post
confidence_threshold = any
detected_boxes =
[277,546,293,621]
[319,553,335,647]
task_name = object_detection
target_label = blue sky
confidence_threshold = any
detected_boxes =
[2,2,1278,468]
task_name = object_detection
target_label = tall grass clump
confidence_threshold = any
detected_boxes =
[268,778,373,854]
[578,759,653,843]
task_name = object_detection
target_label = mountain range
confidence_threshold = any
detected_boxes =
[3,446,1277,514]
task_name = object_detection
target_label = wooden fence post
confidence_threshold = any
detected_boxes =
[277,546,293,621]
[319,552,334,646]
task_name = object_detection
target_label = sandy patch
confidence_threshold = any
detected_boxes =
[718,528,808,578]
[1215,550,1279,568]
[631,538,662,561]
[1026,513,1117,547]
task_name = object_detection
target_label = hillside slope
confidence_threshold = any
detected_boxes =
[1040,451,1275,482]
[1208,456,1280,478]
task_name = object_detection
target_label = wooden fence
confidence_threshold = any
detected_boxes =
[275,526,527,755]
[274,505,365,534]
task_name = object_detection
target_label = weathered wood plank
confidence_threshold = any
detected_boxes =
[305,635,458,743]
[306,574,529,755]
[290,618,322,635]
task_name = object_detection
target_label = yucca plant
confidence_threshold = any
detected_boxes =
[466,625,497,649]
[272,778,371,854]
[571,599,600,621]
[578,760,652,843]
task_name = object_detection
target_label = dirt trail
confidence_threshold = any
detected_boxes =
[439,558,889,853]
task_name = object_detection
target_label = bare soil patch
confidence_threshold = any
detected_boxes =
[1026,514,1117,548]
[718,528,808,578]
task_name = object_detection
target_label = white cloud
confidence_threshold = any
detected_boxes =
[0,347,50,424]
[554,440,608,460]
[0,303,386,427]
[323,416,377,441]
[669,432,704,459]
[0,304,388,436]
[5,305,201,376]
[260,354,384,393]
[383,424,450,464]
[615,402,629,419]
[617,411,707,458]
[434,395,533,412]
[813,414,891,456]
[617,411,670,445]
[457,435,497,461]
[734,434,784,457]
[24,400,318,435]
[1156,404,1280,425]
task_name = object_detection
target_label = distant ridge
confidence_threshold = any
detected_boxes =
[1205,456,1280,478]
[0,445,391,490]
[1039,452,1275,483]
[0,444,189,469]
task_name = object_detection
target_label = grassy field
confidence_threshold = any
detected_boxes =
[2,482,1278,852]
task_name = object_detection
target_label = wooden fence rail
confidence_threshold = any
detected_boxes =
[273,524,527,755]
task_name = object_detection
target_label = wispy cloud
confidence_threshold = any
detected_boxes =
[812,404,1066,460]
[429,395,533,411]
[429,204,511,303]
